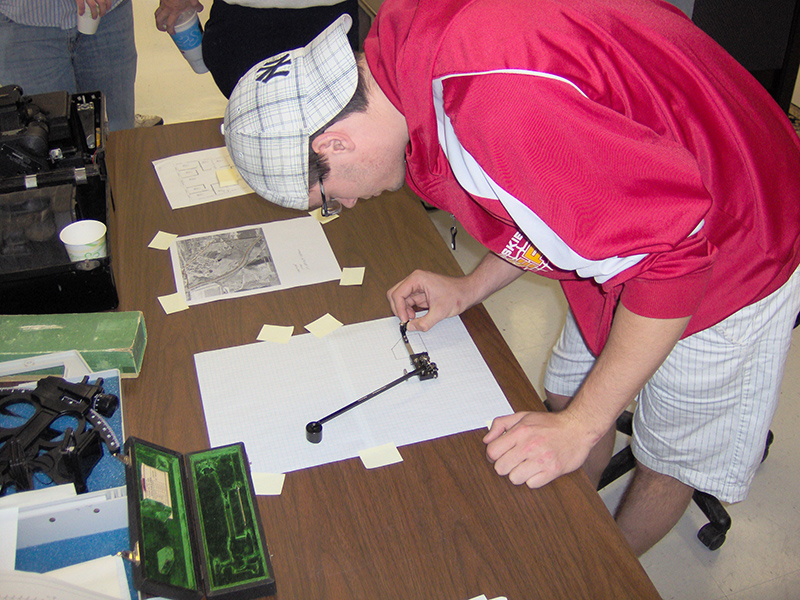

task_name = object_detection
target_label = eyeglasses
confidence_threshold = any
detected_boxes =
[318,178,342,217]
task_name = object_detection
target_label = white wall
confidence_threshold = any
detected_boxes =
[133,0,227,125]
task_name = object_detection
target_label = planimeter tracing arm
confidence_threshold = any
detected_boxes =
[305,321,438,443]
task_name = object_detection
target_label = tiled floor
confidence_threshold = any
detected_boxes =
[131,2,800,597]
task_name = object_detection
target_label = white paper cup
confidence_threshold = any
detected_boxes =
[77,10,101,35]
[60,220,107,262]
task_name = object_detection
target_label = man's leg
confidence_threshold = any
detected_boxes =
[621,267,800,555]
[543,311,694,554]
[74,0,137,131]
[0,15,77,96]
[546,272,800,557]
[614,462,694,556]
[547,389,692,555]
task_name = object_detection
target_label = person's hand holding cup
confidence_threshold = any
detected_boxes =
[76,0,113,35]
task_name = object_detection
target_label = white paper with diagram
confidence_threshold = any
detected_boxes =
[153,147,253,209]
[169,216,341,305]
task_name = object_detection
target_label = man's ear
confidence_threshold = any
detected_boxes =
[311,130,355,156]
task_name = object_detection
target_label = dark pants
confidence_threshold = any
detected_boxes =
[202,0,360,98]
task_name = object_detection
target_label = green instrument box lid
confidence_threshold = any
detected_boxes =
[0,312,146,378]
[123,437,276,600]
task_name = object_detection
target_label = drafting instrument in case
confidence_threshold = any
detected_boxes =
[121,437,276,600]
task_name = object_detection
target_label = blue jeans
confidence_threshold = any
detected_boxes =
[0,0,137,131]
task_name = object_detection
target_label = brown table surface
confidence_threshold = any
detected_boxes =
[106,118,660,600]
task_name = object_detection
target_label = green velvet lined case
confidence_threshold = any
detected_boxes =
[124,438,276,600]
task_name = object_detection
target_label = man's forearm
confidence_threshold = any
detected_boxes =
[566,304,691,444]
[464,252,526,308]
[482,285,692,488]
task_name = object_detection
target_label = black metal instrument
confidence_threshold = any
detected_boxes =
[305,321,438,443]
[0,375,120,495]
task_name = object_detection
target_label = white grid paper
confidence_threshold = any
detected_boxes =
[194,316,514,474]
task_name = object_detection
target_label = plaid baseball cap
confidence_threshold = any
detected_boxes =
[223,14,358,210]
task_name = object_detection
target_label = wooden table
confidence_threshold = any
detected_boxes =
[106,119,661,600]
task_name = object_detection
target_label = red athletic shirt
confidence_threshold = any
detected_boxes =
[365,0,800,354]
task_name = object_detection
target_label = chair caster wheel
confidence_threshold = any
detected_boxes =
[762,430,774,463]
[698,523,726,550]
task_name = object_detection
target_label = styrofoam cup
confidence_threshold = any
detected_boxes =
[77,10,101,35]
[170,11,209,73]
[181,44,208,74]
[60,220,107,262]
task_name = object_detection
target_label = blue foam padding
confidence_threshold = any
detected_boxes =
[6,374,135,598]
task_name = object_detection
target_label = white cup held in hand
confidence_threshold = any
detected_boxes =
[60,220,107,262]
[77,9,101,35]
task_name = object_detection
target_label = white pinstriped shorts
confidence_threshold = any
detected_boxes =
[544,266,800,503]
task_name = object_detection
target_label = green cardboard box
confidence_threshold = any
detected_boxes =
[0,311,146,378]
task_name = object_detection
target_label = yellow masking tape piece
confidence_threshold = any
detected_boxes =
[257,324,294,344]
[148,231,178,250]
[359,443,403,469]
[216,167,239,187]
[305,313,343,337]
[251,473,286,496]
[340,267,365,286]
[158,293,189,314]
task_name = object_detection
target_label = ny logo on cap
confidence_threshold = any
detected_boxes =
[256,54,292,84]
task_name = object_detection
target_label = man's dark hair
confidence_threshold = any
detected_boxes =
[308,56,370,187]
